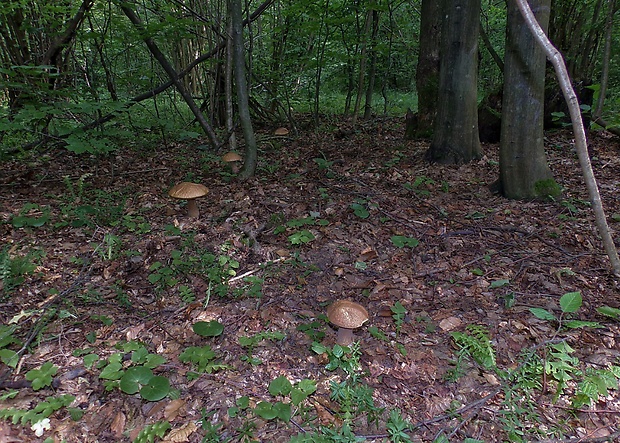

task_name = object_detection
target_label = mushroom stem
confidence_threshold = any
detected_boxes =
[336,328,355,346]
[186,199,199,218]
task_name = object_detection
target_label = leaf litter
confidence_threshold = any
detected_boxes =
[0,119,620,442]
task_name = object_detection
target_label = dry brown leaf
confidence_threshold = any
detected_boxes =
[312,400,342,427]
[110,411,126,438]
[164,399,186,421]
[438,316,462,331]
[125,323,146,341]
[163,422,198,442]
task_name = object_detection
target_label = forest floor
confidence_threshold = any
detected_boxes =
[1,118,620,443]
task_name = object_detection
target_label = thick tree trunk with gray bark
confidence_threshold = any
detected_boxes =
[426,0,481,164]
[413,0,442,139]
[499,0,555,199]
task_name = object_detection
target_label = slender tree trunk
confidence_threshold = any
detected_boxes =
[225,20,237,151]
[426,0,481,163]
[352,8,373,125]
[120,4,221,149]
[500,0,554,199]
[363,9,379,120]
[514,0,620,275]
[230,0,257,180]
[413,0,442,139]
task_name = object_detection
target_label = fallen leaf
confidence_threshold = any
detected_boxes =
[163,422,198,442]
[164,399,186,421]
[110,411,126,438]
[438,316,462,331]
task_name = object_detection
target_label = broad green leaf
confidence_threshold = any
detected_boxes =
[140,376,170,401]
[254,401,277,420]
[390,235,419,248]
[597,306,620,319]
[273,401,291,422]
[119,366,153,394]
[490,279,510,289]
[269,376,292,396]
[193,320,224,337]
[0,349,18,368]
[529,308,556,321]
[559,292,582,313]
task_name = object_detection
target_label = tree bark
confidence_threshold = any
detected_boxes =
[225,20,238,151]
[514,0,620,275]
[500,0,554,199]
[230,0,257,180]
[363,9,380,120]
[413,0,441,138]
[426,0,481,163]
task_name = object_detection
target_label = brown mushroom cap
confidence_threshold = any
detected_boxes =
[327,300,369,329]
[222,152,243,162]
[168,182,208,218]
[274,127,289,136]
[169,182,209,200]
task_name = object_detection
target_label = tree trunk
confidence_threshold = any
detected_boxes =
[363,9,379,120]
[352,8,373,125]
[515,0,620,275]
[499,0,555,199]
[225,20,237,151]
[426,0,481,163]
[230,0,257,180]
[413,0,442,139]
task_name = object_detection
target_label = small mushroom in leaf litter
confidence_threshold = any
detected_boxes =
[327,300,369,346]
[168,182,208,218]
[222,152,243,173]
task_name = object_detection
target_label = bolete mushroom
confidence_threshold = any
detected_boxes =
[274,127,289,136]
[168,182,208,218]
[327,300,369,346]
[222,151,243,173]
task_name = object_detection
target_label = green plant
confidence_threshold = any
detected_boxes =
[330,375,384,426]
[0,325,20,368]
[390,302,407,334]
[0,247,39,298]
[390,235,419,248]
[386,409,413,443]
[178,285,196,303]
[0,394,75,435]
[529,292,601,330]
[288,229,315,245]
[179,345,228,376]
[403,175,435,197]
[311,342,362,377]
[11,203,50,228]
[93,233,122,261]
[26,362,58,391]
[200,409,229,443]
[297,319,326,342]
[94,341,170,401]
[350,199,370,219]
[132,420,171,443]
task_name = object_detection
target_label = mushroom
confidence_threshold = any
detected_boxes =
[168,182,209,218]
[222,152,243,173]
[274,127,289,136]
[327,300,369,346]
